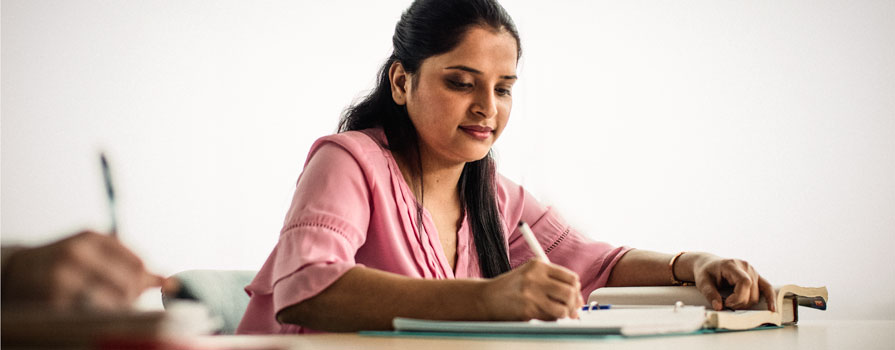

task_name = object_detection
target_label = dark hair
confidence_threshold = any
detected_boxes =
[338,0,521,278]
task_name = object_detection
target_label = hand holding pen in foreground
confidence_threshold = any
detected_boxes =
[1,231,164,310]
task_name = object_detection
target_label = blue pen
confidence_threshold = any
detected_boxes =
[582,304,612,311]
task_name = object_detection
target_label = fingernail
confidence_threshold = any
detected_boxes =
[712,300,722,311]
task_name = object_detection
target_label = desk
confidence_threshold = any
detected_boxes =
[203,321,894,350]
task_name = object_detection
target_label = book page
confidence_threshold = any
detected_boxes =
[588,285,828,330]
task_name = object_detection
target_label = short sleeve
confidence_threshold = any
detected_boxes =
[499,176,631,300]
[237,139,372,334]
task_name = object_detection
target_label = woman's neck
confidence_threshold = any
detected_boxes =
[394,150,465,204]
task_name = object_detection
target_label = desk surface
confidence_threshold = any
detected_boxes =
[203,320,894,350]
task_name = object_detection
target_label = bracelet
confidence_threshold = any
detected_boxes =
[669,251,694,286]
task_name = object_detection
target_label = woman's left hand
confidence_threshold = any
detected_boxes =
[690,254,776,312]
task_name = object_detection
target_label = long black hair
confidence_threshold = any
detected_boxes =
[338,0,521,278]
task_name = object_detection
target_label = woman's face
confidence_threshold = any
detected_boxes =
[397,26,518,166]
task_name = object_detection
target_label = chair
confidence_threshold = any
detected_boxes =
[161,269,257,334]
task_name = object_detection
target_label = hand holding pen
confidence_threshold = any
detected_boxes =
[1,154,163,310]
[1,230,164,310]
[478,222,584,321]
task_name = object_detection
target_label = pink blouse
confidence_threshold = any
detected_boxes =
[235,129,630,334]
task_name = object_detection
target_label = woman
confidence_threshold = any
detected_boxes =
[236,0,774,334]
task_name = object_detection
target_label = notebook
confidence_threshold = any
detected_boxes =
[392,305,706,336]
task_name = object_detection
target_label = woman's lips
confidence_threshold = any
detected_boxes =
[459,125,493,140]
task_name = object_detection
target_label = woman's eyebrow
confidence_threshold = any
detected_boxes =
[444,65,517,80]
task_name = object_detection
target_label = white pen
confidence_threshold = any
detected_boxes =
[518,221,549,262]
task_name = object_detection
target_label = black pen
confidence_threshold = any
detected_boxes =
[100,153,118,238]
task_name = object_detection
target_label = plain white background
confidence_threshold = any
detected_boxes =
[2,0,893,320]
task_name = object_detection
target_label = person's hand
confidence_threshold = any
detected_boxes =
[480,259,583,321]
[691,253,776,312]
[1,231,163,310]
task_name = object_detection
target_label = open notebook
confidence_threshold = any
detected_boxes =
[390,284,827,337]
[393,305,706,336]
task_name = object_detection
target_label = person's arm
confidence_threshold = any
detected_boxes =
[605,249,776,311]
[1,231,163,310]
[277,259,582,332]
[1,245,25,273]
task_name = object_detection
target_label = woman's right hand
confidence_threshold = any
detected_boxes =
[480,259,584,321]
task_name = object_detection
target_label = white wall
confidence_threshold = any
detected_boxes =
[2,0,893,320]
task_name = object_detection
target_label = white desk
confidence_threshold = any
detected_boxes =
[202,320,894,350]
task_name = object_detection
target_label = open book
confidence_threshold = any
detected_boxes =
[588,284,828,330]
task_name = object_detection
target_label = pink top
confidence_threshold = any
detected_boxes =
[235,129,630,334]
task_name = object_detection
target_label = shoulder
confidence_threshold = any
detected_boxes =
[495,174,526,229]
[495,174,550,228]
[496,173,523,207]
[298,129,392,194]
[306,129,387,167]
